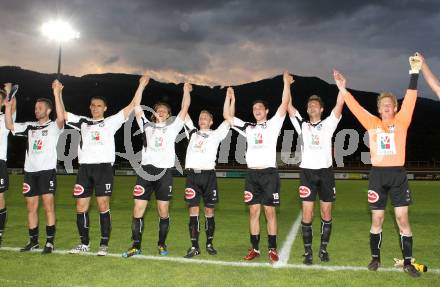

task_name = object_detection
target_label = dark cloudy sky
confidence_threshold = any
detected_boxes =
[1,0,440,99]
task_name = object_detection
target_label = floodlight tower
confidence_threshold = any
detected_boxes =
[42,19,80,78]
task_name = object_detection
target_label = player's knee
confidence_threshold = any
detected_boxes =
[204,207,214,217]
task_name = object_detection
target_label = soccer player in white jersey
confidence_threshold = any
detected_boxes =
[288,72,344,264]
[224,71,292,264]
[0,83,16,246]
[67,78,143,256]
[182,87,235,258]
[122,76,191,258]
[4,80,65,254]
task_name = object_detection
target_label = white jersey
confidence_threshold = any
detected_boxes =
[0,112,15,161]
[290,110,341,169]
[184,118,230,170]
[66,111,126,164]
[232,111,285,169]
[137,113,184,168]
[13,120,63,172]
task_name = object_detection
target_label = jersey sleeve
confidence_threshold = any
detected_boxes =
[66,113,87,130]
[396,89,417,128]
[12,122,31,136]
[267,110,285,132]
[343,92,378,130]
[231,117,247,137]
[106,110,126,134]
[289,110,303,135]
[183,116,197,140]
[322,110,341,134]
[213,121,231,141]
[168,115,185,136]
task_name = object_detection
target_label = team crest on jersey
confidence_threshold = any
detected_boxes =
[42,130,48,136]
[185,188,196,200]
[73,184,85,196]
[367,190,379,203]
[22,183,31,194]
[244,191,253,203]
[99,122,105,127]
[133,185,145,196]
[299,186,311,198]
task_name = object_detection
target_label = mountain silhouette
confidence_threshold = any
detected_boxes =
[1,66,438,169]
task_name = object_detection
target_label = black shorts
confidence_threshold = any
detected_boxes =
[133,165,173,201]
[184,169,218,208]
[23,169,56,197]
[0,160,8,193]
[74,163,114,198]
[368,167,412,210]
[299,168,336,202]
[244,168,280,206]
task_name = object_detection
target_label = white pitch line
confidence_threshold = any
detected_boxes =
[274,211,302,267]
[2,246,438,274]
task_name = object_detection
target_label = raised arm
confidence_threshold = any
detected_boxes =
[52,80,66,129]
[223,87,235,122]
[332,71,345,119]
[4,97,15,131]
[3,83,17,115]
[123,74,150,120]
[277,70,294,116]
[396,53,421,126]
[333,69,376,130]
[177,82,191,121]
[419,53,440,99]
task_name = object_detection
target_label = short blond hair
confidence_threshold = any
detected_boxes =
[377,92,398,109]
[200,110,213,120]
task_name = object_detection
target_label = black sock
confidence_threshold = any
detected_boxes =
[320,219,332,251]
[29,226,39,244]
[189,216,200,248]
[205,216,215,246]
[400,234,413,266]
[301,221,313,253]
[132,217,144,249]
[76,212,90,245]
[250,234,260,250]
[0,208,6,238]
[158,217,170,246]
[370,232,382,261]
[99,210,111,246]
[46,225,56,244]
[268,235,277,249]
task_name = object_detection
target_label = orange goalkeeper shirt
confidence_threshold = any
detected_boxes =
[343,90,417,167]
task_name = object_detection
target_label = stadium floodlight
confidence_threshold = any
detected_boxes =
[41,19,80,77]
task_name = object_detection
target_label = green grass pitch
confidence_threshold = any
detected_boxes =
[0,175,439,286]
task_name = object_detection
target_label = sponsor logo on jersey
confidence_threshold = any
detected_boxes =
[133,185,145,197]
[32,139,43,151]
[367,190,379,203]
[299,186,311,198]
[73,184,85,196]
[380,135,391,150]
[244,191,253,203]
[253,133,263,144]
[22,183,31,194]
[311,134,320,145]
[91,131,100,141]
[185,188,196,200]
[154,137,164,147]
